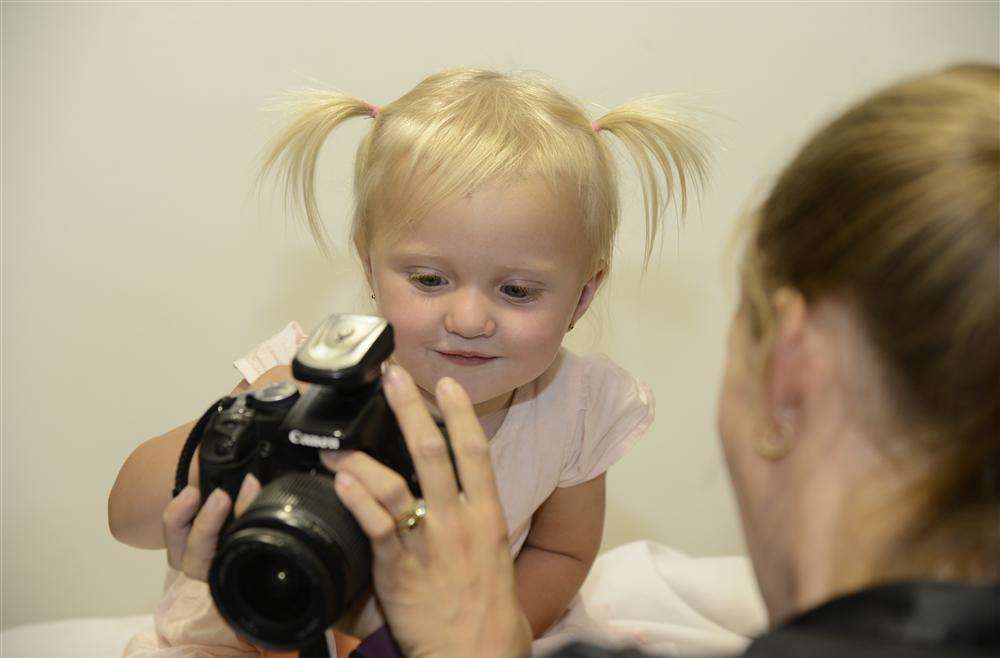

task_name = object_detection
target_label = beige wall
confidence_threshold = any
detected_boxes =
[2,1,996,628]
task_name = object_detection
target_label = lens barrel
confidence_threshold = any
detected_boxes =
[209,472,372,650]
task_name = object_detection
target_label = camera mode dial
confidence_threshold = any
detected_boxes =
[249,382,300,412]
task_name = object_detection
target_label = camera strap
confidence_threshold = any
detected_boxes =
[172,396,235,497]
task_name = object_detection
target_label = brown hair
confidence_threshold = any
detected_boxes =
[742,64,999,581]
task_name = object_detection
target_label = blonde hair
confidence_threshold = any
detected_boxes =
[261,68,710,275]
[740,64,1000,581]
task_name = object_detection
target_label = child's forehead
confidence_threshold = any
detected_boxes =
[370,179,594,271]
[380,176,584,240]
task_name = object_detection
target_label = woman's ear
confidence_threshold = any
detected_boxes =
[765,288,808,437]
[571,267,607,326]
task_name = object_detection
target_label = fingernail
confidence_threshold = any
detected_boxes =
[176,485,199,505]
[335,472,355,491]
[384,365,402,389]
[437,377,457,395]
[207,488,228,511]
[237,473,259,499]
[321,449,358,470]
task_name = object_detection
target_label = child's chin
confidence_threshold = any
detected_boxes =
[451,378,515,409]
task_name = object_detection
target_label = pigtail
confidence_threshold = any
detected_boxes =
[593,98,711,265]
[259,90,378,253]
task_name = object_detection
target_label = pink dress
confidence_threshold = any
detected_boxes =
[124,322,654,657]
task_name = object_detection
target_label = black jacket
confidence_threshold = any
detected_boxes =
[550,582,1000,658]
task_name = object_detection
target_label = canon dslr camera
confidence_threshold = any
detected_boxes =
[174,314,427,653]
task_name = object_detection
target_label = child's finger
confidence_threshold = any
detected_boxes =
[163,485,199,571]
[233,473,261,518]
[381,365,460,512]
[181,487,231,582]
[435,377,503,506]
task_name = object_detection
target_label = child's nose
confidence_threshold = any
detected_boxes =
[444,290,497,338]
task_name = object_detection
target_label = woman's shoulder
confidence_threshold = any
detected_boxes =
[746,581,1000,658]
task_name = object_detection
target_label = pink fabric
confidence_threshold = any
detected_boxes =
[126,325,654,656]
[490,349,654,555]
[122,570,263,657]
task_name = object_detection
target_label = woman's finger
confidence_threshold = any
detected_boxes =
[334,471,404,560]
[435,377,502,505]
[322,450,416,520]
[180,487,231,581]
[382,365,459,510]
[163,485,200,571]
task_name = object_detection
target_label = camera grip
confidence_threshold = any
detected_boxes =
[173,396,236,497]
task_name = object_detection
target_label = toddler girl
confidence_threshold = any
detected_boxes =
[113,68,709,657]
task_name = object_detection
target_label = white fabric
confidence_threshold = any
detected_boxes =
[535,541,767,657]
[0,614,152,658]
[1,542,765,658]
[232,321,307,385]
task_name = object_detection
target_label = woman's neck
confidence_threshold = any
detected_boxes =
[772,427,918,626]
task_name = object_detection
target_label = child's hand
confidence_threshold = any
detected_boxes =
[162,473,261,581]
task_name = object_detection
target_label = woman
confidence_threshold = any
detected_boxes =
[167,63,999,658]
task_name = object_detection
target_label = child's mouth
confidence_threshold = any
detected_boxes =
[435,351,497,366]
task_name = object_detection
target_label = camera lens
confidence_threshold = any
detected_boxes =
[209,473,372,651]
[237,553,309,622]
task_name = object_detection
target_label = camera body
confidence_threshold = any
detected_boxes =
[177,314,422,651]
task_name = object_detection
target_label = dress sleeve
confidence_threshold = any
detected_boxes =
[233,321,308,384]
[558,357,654,488]
[122,569,262,657]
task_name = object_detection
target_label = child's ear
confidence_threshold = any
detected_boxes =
[571,267,607,325]
[355,238,375,291]
[360,252,374,288]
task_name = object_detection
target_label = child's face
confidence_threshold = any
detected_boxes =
[363,177,603,416]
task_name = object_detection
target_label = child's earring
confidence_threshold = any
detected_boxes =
[371,293,376,301]
[568,321,575,331]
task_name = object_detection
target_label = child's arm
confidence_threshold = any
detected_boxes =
[107,365,293,549]
[513,473,606,638]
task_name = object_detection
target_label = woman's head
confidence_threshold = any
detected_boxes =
[262,69,709,408]
[719,64,999,620]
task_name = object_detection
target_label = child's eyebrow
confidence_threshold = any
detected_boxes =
[390,248,563,278]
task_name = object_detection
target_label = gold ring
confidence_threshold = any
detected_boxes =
[395,498,427,532]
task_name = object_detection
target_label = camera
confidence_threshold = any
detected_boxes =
[173,314,430,652]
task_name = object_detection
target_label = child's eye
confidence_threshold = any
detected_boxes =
[500,284,540,302]
[408,272,447,289]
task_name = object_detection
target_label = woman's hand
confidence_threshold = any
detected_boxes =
[322,366,532,658]
[162,473,262,581]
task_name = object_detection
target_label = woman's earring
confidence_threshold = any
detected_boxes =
[754,410,794,460]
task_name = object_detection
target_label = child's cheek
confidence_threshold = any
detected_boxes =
[506,311,571,360]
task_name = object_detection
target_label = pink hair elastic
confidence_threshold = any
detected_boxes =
[368,104,381,119]
[591,120,602,133]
